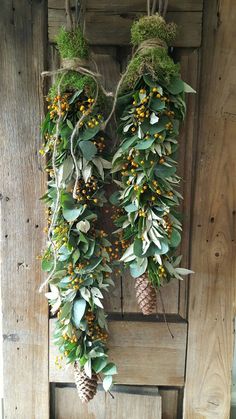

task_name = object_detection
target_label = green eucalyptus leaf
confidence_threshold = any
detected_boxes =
[72,299,86,328]
[93,358,108,373]
[169,228,181,248]
[150,98,165,111]
[135,138,155,150]
[124,203,138,213]
[63,206,84,222]
[42,258,53,272]
[79,141,97,161]
[130,258,148,278]
[66,119,74,130]
[101,362,117,376]
[133,238,143,257]
[167,77,184,95]
[79,126,100,141]
[155,165,176,179]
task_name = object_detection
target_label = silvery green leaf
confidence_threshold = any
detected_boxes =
[99,158,112,169]
[175,268,194,275]
[77,158,83,170]
[62,156,74,183]
[45,284,59,300]
[136,173,145,184]
[165,142,172,155]
[150,112,159,125]
[120,244,135,262]
[80,287,91,303]
[173,255,183,267]
[82,164,92,183]
[113,180,123,188]
[101,363,117,376]
[155,144,162,156]
[112,148,123,164]
[103,375,112,392]
[91,287,103,299]
[84,359,92,378]
[153,253,162,265]
[183,81,196,93]
[163,260,176,274]
[76,219,90,233]
[138,125,143,139]
[93,296,104,308]
[93,158,104,179]
[149,227,161,249]
[130,258,148,278]
[123,123,133,133]
[139,92,146,101]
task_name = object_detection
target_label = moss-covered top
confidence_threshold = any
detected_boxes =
[131,14,177,47]
[119,14,179,93]
[56,26,89,59]
[50,27,102,102]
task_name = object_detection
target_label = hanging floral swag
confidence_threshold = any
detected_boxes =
[40,26,117,401]
[111,13,194,314]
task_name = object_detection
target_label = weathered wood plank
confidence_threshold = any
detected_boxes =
[49,319,187,385]
[0,1,49,419]
[159,389,179,419]
[48,8,202,47]
[184,0,236,417]
[49,0,203,13]
[54,385,161,418]
[176,48,200,318]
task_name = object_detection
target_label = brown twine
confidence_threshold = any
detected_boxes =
[157,288,174,339]
[61,57,90,70]
[39,73,66,293]
[135,38,167,55]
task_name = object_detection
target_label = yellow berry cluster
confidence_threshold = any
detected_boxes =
[86,310,108,342]
[163,214,173,237]
[93,136,106,153]
[158,265,167,279]
[63,331,78,344]
[74,176,99,203]
[46,94,70,119]
[55,354,63,369]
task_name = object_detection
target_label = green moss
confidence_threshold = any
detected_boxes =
[49,71,96,98]
[131,14,177,47]
[121,48,180,93]
[56,26,89,59]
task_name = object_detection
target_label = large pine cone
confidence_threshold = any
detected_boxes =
[74,363,98,403]
[135,274,157,315]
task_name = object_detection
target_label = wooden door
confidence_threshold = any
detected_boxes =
[3,1,235,418]
[47,1,201,418]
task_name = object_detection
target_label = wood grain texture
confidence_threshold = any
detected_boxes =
[49,0,203,12]
[184,1,236,417]
[54,386,161,419]
[0,1,49,419]
[176,48,200,319]
[48,6,202,47]
[49,319,187,385]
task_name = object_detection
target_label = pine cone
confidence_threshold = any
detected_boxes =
[135,274,157,315]
[74,363,98,403]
